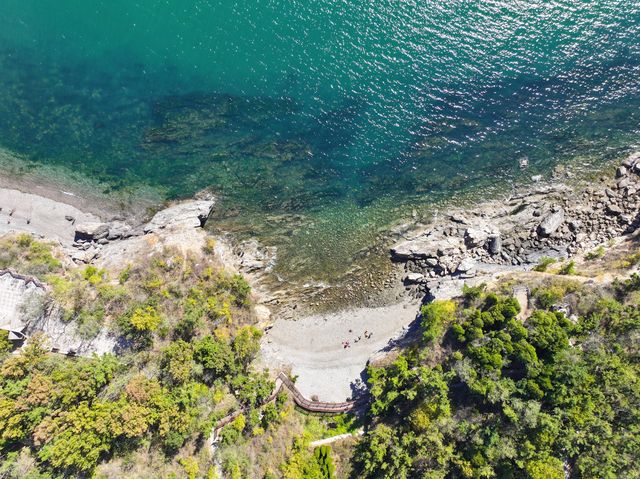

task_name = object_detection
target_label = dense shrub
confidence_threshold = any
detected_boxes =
[559,260,577,275]
[0,245,273,478]
[354,290,640,479]
[421,300,456,343]
[533,256,556,272]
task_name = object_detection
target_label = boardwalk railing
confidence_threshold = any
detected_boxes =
[211,372,360,442]
[0,269,46,290]
[276,372,356,413]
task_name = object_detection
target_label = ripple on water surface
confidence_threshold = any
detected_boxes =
[0,0,639,281]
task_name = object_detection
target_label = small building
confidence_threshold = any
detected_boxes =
[0,269,46,342]
[0,268,116,356]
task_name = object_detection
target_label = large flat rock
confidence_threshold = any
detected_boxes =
[144,200,215,232]
[0,187,100,244]
[537,208,565,237]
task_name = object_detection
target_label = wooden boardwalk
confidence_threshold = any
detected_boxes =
[210,372,359,443]
[276,372,356,413]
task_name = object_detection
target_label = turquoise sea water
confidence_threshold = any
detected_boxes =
[1,1,640,281]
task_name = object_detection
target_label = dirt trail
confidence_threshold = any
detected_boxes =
[309,430,364,447]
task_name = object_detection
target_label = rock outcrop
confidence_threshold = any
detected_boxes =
[143,200,214,232]
[0,187,101,244]
[391,153,640,299]
[70,199,215,265]
[233,239,277,274]
[0,199,218,356]
[74,222,109,241]
[537,208,565,237]
[0,270,45,340]
[0,269,116,356]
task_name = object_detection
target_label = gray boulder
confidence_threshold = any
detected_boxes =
[537,209,565,237]
[487,234,502,254]
[426,278,466,300]
[606,204,623,216]
[616,177,631,189]
[616,166,628,178]
[144,200,215,233]
[456,257,476,273]
[622,154,639,168]
[464,228,488,248]
[450,214,468,224]
[75,222,109,241]
[71,246,99,263]
[567,219,582,232]
[391,239,439,260]
[404,272,425,284]
[107,221,132,240]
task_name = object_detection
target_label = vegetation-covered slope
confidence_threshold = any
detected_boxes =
[2,233,639,479]
[0,235,283,478]
[353,273,640,479]
[0,234,353,479]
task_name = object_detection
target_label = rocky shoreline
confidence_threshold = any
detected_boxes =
[2,153,640,401]
[68,198,216,264]
[390,153,640,300]
[257,153,640,401]
[12,152,638,320]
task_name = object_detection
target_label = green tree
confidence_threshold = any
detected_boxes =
[36,401,116,473]
[194,335,234,379]
[230,372,274,408]
[232,326,262,367]
[421,300,456,343]
[524,456,564,479]
[314,446,336,479]
[527,311,570,357]
[161,340,195,384]
[130,305,161,332]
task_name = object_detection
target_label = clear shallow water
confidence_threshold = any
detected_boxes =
[0,1,639,281]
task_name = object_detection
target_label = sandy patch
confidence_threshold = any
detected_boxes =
[260,300,420,402]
